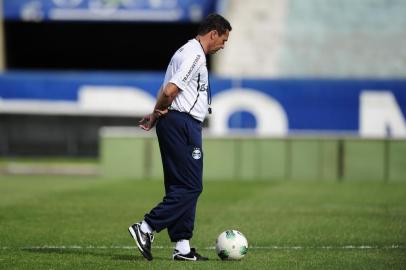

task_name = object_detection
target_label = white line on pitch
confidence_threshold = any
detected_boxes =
[0,245,404,250]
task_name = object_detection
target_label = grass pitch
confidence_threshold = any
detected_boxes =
[0,176,405,269]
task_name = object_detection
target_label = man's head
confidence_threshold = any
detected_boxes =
[197,13,232,54]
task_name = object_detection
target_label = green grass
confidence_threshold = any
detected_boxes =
[0,176,405,269]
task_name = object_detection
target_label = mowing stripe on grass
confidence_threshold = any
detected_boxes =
[1,245,404,250]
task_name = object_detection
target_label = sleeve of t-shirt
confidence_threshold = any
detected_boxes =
[169,54,204,91]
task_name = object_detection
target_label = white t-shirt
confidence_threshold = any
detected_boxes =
[163,39,209,122]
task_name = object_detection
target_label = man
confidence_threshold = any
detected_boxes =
[128,13,231,261]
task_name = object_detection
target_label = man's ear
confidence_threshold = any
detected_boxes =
[210,30,218,39]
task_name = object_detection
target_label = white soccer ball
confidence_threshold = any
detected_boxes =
[216,230,248,260]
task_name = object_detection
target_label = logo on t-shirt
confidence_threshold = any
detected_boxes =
[199,83,208,92]
[182,55,201,82]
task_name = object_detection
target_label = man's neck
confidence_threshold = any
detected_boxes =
[195,35,209,55]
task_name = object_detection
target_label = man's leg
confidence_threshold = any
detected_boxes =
[144,112,203,232]
[131,111,205,260]
[167,199,197,242]
[144,188,201,234]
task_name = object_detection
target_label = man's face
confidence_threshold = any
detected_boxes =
[208,30,230,54]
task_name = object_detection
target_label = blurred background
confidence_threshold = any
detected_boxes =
[0,0,405,181]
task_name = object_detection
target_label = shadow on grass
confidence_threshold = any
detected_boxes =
[22,248,170,261]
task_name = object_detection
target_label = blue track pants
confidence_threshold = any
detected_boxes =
[144,110,203,242]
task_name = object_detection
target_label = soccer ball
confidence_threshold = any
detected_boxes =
[216,230,248,260]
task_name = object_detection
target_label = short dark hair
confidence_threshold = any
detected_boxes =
[197,13,232,36]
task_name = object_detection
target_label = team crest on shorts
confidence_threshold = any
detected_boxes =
[192,148,202,160]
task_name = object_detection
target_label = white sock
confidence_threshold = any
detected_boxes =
[140,220,153,234]
[175,239,191,255]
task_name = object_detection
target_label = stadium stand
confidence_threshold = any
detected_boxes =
[0,0,4,71]
[215,0,406,77]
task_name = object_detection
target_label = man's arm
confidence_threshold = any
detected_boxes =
[154,83,179,112]
[139,83,180,131]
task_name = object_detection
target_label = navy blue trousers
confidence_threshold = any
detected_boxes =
[144,110,203,242]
